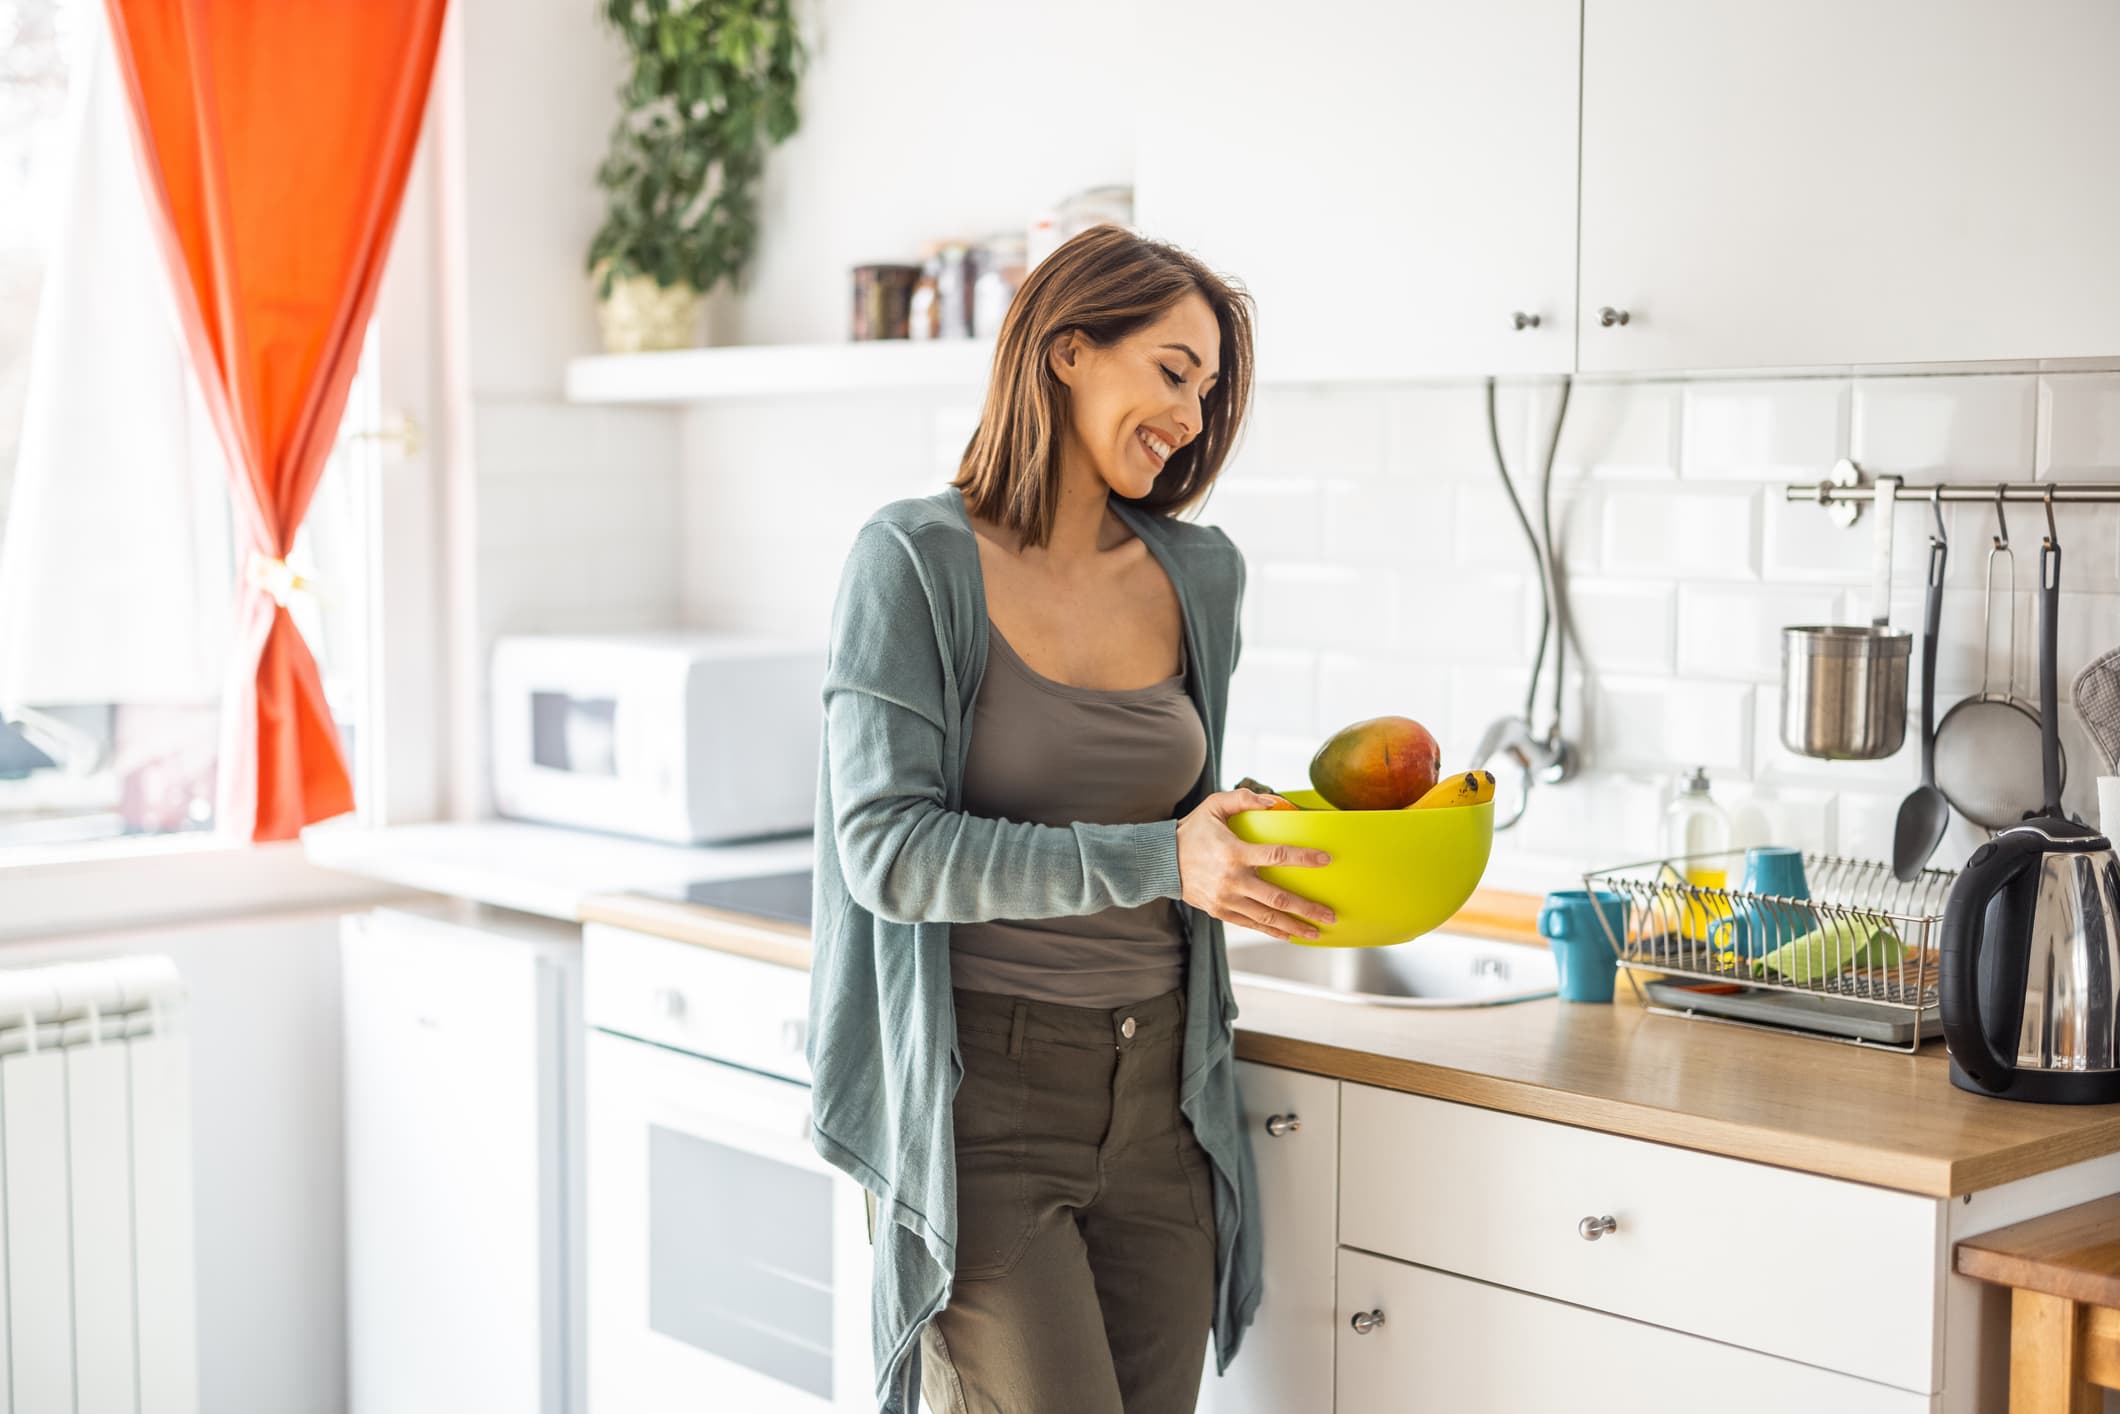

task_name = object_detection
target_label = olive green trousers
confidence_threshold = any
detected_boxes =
[917,983,1216,1414]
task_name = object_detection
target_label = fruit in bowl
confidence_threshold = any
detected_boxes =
[1309,715,1441,809]
[1230,709,1493,949]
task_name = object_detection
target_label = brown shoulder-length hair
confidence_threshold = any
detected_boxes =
[951,224,1254,549]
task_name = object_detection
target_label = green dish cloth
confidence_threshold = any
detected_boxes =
[1749,916,1905,982]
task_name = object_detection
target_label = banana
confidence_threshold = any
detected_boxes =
[1410,770,1496,809]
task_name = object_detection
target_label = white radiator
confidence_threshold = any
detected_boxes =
[0,956,197,1414]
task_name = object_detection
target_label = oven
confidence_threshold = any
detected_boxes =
[584,921,875,1412]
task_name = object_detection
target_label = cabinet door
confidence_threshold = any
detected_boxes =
[342,909,578,1414]
[1196,1063,1337,1414]
[1336,1247,1930,1414]
[1135,0,1579,381]
[1580,0,2120,372]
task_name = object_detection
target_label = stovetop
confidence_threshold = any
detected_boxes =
[647,868,814,927]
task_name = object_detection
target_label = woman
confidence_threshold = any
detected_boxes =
[807,224,1337,1414]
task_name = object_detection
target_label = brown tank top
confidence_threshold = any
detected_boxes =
[951,616,1208,1006]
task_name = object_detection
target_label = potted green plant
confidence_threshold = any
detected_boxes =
[586,0,806,353]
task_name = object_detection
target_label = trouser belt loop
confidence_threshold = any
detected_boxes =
[1007,999,1027,1059]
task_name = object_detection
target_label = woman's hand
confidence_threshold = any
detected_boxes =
[1176,789,1336,941]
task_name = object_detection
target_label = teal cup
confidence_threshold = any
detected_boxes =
[1708,846,1810,960]
[1536,890,1629,1003]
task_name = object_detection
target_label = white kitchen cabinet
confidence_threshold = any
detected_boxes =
[1334,1246,1930,1413]
[1197,1062,1339,1414]
[1134,0,1580,382]
[1339,1082,1943,1393]
[342,904,585,1414]
[1579,0,2120,372]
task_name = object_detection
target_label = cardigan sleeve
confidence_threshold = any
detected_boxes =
[821,520,1185,926]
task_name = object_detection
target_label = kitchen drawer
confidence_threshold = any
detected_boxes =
[1340,1083,1943,1393]
[583,922,810,1082]
[1336,1247,1931,1414]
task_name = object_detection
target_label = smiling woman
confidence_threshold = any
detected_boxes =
[809,224,1332,1414]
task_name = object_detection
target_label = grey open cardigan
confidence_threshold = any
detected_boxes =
[806,486,1263,1413]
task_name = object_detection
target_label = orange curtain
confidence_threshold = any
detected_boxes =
[104,0,448,840]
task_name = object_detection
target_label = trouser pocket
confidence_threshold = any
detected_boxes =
[950,1025,1032,1281]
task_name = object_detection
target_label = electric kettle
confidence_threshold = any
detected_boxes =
[1939,536,2120,1103]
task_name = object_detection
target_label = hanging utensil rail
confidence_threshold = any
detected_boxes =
[1786,462,2120,526]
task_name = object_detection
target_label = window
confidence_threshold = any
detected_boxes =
[0,0,374,851]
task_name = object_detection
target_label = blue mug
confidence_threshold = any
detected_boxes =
[1708,847,1811,961]
[1537,890,1629,1003]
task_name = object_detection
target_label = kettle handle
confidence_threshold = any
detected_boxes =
[1939,836,2037,1092]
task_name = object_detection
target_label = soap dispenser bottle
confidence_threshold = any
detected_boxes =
[1662,767,1734,940]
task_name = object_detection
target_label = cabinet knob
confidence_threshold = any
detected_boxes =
[654,986,689,1021]
[1349,1309,1386,1334]
[1512,311,1542,330]
[1578,1214,1618,1241]
[1264,1113,1301,1137]
[1597,306,1631,328]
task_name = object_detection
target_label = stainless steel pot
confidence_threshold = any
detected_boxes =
[1780,476,1912,761]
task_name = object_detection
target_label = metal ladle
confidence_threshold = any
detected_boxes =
[1891,490,1950,881]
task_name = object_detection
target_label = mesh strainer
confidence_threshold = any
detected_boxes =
[2074,645,2120,774]
[1932,491,2066,829]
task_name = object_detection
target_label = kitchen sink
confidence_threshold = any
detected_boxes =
[1226,930,1558,1007]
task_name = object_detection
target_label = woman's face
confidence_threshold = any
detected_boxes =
[1050,292,1222,500]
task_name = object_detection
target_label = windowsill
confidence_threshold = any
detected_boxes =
[0,831,413,944]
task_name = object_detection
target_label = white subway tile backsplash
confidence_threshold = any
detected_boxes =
[1599,485,1760,580]
[1758,488,1934,584]
[1553,381,1682,480]
[1391,570,1536,665]
[1255,564,1396,652]
[1677,584,1844,682]
[1321,476,1454,569]
[1681,379,1849,481]
[1851,374,2036,482]
[1385,384,1511,481]
[1227,648,1318,738]
[1315,654,1453,754]
[1448,666,1585,770]
[1591,676,1753,775]
[1238,386,1389,480]
[1566,580,1677,675]
[1209,477,1327,562]
[2038,373,2120,481]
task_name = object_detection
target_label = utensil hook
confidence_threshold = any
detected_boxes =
[1928,487,1948,548]
[1992,483,2010,551]
[2043,483,2061,551]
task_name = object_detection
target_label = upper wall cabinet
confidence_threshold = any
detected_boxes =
[1578,0,2120,373]
[1134,0,1581,382]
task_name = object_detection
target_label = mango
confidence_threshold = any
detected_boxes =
[1308,716,1441,811]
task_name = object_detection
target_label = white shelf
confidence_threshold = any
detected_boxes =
[564,338,999,404]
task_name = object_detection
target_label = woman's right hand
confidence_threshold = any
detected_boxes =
[1176,789,1336,941]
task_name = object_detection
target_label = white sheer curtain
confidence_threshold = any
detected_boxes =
[0,0,231,715]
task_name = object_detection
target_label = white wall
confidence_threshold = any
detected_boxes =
[673,368,2120,893]
[710,0,1135,346]
[3,910,352,1414]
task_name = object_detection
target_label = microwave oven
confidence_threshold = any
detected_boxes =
[490,631,824,845]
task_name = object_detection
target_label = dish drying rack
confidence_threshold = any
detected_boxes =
[1581,851,1959,1052]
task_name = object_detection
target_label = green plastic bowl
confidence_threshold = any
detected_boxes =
[1226,788,1494,948]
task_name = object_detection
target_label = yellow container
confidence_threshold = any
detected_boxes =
[1225,789,1495,948]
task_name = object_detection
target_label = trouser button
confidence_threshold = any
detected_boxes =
[1120,1016,1137,1038]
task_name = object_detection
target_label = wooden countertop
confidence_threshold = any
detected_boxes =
[579,887,2120,1200]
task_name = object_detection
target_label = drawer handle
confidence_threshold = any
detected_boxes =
[1349,1309,1386,1334]
[1264,1113,1301,1137]
[1511,311,1542,330]
[654,986,688,1021]
[1597,306,1631,328]
[1578,1215,1618,1241]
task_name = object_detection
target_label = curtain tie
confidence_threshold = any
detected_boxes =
[246,551,322,608]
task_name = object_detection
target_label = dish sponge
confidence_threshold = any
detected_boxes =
[1748,916,1904,983]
